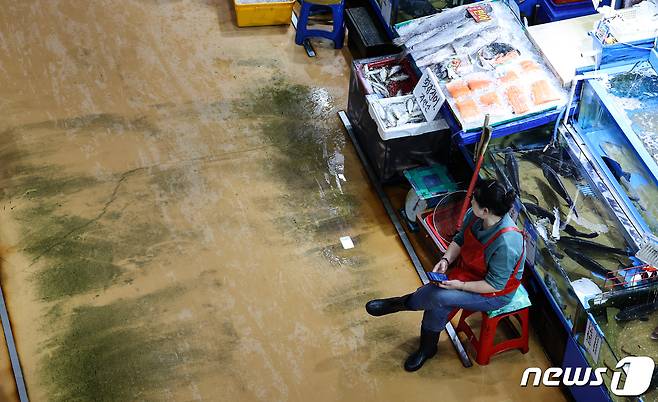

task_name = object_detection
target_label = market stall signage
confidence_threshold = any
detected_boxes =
[413,68,445,122]
[584,314,603,363]
[467,5,492,23]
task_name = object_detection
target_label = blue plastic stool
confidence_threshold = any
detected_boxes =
[295,0,345,49]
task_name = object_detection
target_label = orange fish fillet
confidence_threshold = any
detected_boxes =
[480,92,501,106]
[521,60,541,71]
[532,80,560,105]
[494,51,520,65]
[500,71,519,83]
[505,85,530,114]
[446,81,471,99]
[456,98,480,121]
[467,78,493,91]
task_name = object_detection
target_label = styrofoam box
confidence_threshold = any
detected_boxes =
[366,95,448,141]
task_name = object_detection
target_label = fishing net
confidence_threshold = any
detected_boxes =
[431,190,468,248]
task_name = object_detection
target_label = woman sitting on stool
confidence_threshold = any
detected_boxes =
[366,179,525,372]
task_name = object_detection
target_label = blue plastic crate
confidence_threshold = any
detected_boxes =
[591,36,656,69]
[535,0,604,23]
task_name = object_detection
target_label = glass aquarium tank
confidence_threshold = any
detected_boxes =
[574,60,658,237]
[484,141,658,401]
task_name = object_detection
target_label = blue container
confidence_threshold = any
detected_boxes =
[591,36,655,69]
[535,0,603,23]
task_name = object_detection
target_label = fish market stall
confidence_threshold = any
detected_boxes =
[472,40,658,401]
[343,0,657,393]
[346,0,579,183]
[394,0,568,135]
[346,54,453,183]
[468,133,657,401]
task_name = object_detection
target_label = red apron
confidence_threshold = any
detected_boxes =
[447,218,525,297]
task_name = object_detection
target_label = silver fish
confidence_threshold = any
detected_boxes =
[379,68,387,82]
[406,98,414,114]
[389,65,402,76]
[390,74,410,82]
[371,81,389,97]
[409,19,494,55]
[394,6,468,45]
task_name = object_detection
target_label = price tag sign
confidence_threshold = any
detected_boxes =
[467,5,492,22]
[584,315,603,363]
[413,68,445,122]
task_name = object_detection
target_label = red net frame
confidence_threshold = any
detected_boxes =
[602,264,658,290]
[424,191,468,249]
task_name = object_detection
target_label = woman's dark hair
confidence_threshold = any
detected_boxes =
[472,179,516,216]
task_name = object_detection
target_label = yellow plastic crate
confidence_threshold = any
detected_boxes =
[233,0,295,27]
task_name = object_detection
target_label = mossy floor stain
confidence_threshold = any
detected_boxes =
[40,286,206,402]
[235,79,359,244]
[1,158,213,401]
[7,166,125,301]
[5,160,175,301]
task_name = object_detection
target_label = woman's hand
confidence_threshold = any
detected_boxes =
[432,258,449,273]
[438,280,464,290]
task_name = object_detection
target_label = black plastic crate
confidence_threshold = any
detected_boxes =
[345,7,400,60]
[346,56,451,184]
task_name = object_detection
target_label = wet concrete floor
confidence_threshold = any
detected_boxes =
[0,1,565,401]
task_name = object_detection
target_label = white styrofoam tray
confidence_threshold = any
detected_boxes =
[366,95,448,141]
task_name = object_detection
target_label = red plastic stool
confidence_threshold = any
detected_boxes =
[455,307,530,365]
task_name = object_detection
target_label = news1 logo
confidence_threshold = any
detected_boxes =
[520,356,655,396]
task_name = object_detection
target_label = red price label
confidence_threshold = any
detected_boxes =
[467,5,492,23]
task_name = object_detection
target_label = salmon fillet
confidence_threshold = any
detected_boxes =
[532,80,560,105]
[446,81,471,99]
[505,85,530,114]
[467,77,493,91]
[456,98,480,121]
[494,51,520,65]
[521,60,541,72]
[479,92,501,106]
[500,71,519,83]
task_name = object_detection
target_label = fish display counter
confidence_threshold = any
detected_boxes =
[570,57,658,241]
[346,54,452,183]
[475,41,658,402]
[393,0,568,136]
[484,141,658,401]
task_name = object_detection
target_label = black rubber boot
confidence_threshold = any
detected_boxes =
[404,328,440,372]
[365,294,412,317]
